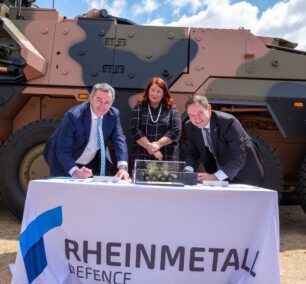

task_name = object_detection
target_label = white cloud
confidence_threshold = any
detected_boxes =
[85,0,127,17]
[132,0,159,16]
[255,0,306,50]
[166,0,258,28]
[166,0,204,15]
[146,17,165,26]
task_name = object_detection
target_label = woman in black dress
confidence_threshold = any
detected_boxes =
[129,77,181,165]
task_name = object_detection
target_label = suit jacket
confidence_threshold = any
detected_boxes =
[185,110,263,186]
[44,101,128,176]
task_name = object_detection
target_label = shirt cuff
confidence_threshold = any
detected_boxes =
[183,166,194,173]
[117,161,128,169]
[69,166,79,177]
[214,170,228,181]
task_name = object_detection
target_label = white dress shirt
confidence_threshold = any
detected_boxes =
[69,107,127,176]
[76,109,100,165]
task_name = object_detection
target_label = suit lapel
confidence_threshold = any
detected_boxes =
[102,109,113,140]
[84,102,92,143]
[209,112,219,155]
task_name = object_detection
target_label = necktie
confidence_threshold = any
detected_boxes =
[203,128,214,155]
[203,128,221,170]
[97,117,105,176]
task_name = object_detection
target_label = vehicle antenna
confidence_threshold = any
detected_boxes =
[16,0,22,19]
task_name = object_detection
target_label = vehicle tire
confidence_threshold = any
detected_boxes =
[247,130,284,199]
[0,119,61,219]
[297,155,306,213]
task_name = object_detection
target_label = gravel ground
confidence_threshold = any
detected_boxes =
[0,197,306,283]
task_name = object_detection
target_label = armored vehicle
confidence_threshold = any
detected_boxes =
[0,0,305,218]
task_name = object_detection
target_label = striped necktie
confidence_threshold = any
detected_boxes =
[97,117,105,176]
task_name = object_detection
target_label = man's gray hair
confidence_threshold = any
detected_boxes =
[185,95,209,110]
[90,83,115,103]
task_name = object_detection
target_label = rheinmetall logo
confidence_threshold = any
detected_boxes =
[19,206,62,283]
[17,205,262,283]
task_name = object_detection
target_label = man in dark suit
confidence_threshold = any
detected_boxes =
[184,95,263,186]
[44,83,129,179]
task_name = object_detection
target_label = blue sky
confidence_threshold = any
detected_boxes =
[35,0,306,50]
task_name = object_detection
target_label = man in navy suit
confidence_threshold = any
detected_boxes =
[44,83,129,179]
[184,95,263,186]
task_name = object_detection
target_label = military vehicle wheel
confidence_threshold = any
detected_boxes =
[0,119,61,218]
[297,155,306,213]
[247,130,284,199]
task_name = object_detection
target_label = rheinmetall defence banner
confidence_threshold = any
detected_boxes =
[12,179,280,284]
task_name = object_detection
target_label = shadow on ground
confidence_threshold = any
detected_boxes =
[279,205,306,252]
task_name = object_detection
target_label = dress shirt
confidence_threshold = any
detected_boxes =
[69,107,127,176]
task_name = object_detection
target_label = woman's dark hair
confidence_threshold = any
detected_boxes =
[138,77,174,109]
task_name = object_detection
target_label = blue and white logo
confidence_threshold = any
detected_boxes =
[19,206,63,283]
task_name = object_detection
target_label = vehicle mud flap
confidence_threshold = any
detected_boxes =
[297,155,306,213]
[0,119,61,219]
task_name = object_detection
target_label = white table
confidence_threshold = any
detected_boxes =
[12,179,280,284]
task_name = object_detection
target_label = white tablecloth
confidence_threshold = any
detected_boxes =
[12,179,280,284]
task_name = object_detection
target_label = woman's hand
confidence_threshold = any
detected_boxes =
[153,150,163,160]
[146,142,161,154]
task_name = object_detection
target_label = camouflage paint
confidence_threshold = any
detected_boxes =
[70,18,198,90]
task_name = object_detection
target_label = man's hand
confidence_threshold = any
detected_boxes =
[72,166,92,179]
[197,172,218,181]
[115,168,129,180]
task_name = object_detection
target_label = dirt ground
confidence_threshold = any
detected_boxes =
[0,198,306,284]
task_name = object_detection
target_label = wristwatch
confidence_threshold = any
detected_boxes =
[118,165,128,171]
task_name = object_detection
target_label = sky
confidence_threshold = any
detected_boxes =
[35,0,306,51]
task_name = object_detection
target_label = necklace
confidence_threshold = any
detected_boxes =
[148,104,162,123]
